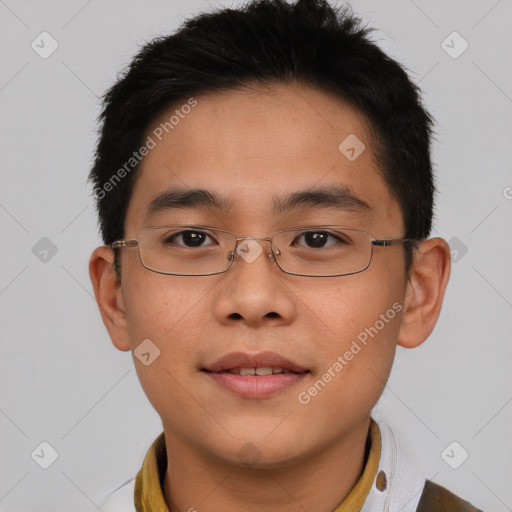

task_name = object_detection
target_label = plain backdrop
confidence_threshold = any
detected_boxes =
[1,0,511,510]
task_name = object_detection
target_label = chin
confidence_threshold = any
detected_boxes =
[202,433,313,470]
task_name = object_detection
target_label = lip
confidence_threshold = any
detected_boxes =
[203,351,308,373]
[202,351,310,398]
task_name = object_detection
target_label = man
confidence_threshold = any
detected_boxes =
[88,0,482,510]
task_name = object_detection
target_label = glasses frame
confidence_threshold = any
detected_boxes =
[111,225,416,278]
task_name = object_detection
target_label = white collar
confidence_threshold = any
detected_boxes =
[361,422,425,512]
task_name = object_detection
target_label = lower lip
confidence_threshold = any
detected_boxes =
[204,371,309,398]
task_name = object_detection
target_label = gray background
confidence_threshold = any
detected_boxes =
[1,0,511,510]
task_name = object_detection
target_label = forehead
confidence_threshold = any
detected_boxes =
[125,82,402,232]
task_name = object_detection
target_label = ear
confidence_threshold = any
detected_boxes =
[89,246,131,352]
[397,237,451,349]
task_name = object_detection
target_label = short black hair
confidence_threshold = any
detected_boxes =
[89,0,435,273]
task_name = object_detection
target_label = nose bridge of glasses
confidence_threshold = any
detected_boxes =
[230,236,280,264]
[235,236,273,243]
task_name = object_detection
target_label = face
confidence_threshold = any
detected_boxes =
[114,83,409,466]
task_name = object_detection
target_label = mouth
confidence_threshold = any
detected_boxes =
[201,352,311,398]
[204,366,303,375]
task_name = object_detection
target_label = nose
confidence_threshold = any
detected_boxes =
[214,237,296,328]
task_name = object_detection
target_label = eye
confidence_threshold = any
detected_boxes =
[164,230,216,248]
[292,230,348,249]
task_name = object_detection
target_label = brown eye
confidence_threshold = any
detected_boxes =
[293,231,347,249]
[165,230,214,248]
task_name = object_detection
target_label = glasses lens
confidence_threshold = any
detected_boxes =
[273,227,372,276]
[138,226,235,275]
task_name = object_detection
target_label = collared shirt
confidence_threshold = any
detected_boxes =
[132,420,382,512]
[102,418,437,512]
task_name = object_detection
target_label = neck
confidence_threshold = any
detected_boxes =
[162,417,371,512]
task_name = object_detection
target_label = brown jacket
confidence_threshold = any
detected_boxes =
[417,481,483,512]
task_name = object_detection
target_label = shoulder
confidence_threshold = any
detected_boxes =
[101,478,136,512]
[417,480,484,512]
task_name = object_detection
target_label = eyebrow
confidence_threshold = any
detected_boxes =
[144,184,371,219]
[145,188,233,218]
[272,185,371,215]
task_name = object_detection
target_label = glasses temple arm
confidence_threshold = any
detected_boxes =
[111,240,139,249]
[372,238,417,247]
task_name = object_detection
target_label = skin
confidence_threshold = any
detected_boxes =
[90,82,451,512]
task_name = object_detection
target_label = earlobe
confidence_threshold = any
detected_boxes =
[89,246,132,352]
[397,238,451,349]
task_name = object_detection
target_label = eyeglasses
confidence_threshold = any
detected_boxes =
[111,225,415,277]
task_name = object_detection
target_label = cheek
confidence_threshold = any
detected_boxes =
[294,267,404,350]
[121,275,209,413]
[121,273,210,395]
[293,305,401,435]
[295,271,404,401]
[122,269,205,341]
